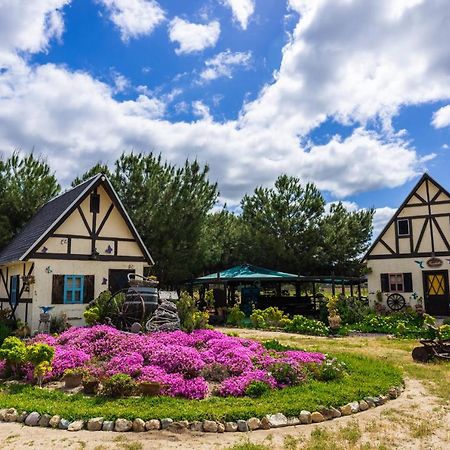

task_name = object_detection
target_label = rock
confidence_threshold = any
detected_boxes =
[260,417,271,430]
[319,408,334,421]
[102,420,115,431]
[265,413,288,428]
[4,408,18,422]
[0,409,7,421]
[225,422,238,432]
[349,401,360,413]
[388,387,398,399]
[217,423,225,433]
[311,412,325,423]
[247,417,261,431]
[146,300,181,332]
[287,417,300,426]
[189,421,203,432]
[359,400,369,411]
[329,407,341,419]
[145,419,161,431]
[167,421,189,433]
[237,419,249,432]
[59,418,70,430]
[160,418,173,429]
[68,420,84,431]
[373,396,382,406]
[203,420,218,433]
[132,418,146,432]
[299,411,312,424]
[38,413,51,427]
[339,405,352,416]
[17,411,28,423]
[87,417,104,431]
[115,418,132,432]
[364,397,376,408]
[25,412,41,426]
[49,415,61,428]
[379,395,389,404]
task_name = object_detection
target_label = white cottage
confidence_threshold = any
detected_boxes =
[0,173,153,331]
[364,173,450,316]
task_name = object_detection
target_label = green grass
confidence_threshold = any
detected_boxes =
[0,353,401,422]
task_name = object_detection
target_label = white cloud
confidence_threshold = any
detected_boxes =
[221,0,255,30]
[199,50,252,82]
[432,104,450,128]
[1,0,450,206]
[97,0,165,41]
[373,206,397,236]
[168,18,220,55]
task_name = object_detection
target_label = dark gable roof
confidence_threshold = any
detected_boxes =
[0,174,154,265]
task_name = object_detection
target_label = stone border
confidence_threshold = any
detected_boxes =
[0,385,403,433]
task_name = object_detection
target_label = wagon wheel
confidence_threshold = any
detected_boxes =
[103,288,128,329]
[387,293,406,311]
[412,346,432,363]
[120,287,145,330]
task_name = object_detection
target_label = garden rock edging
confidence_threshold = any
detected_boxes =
[0,385,404,434]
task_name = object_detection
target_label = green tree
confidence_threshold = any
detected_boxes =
[0,153,60,250]
[240,175,325,274]
[71,162,111,187]
[319,202,374,275]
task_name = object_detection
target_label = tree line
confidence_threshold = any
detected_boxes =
[0,153,374,286]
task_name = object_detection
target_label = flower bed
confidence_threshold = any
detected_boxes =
[0,327,329,400]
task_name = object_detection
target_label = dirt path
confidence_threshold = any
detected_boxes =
[0,330,449,450]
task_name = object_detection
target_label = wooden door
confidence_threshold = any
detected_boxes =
[423,270,450,316]
[108,269,135,294]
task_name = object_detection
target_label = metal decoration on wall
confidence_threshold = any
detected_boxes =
[60,239,68,245]
[105,244,113,254]
[410,292,418,300]
[387,293,406,311]
[45,266,52,273]
[102,277,107,285]
[415,260,424,269]
[41,246,48,253]
[128,264,134,269]
[427,257,443,268]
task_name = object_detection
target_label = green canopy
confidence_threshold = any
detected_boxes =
[194,264,298,283]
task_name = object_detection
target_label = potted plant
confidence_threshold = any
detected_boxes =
[139,381,161,396]
[63,368,85,388]
[82,373,100,395]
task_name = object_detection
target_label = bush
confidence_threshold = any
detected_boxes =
[245,381,270,398]
[250,307,289,329]
[307,357,347,381]
[226,304,245,327]
[267,362,305,386]
[284,315,330,336]
[84,291,125,325]
[0,323,12,346]
[336,296,370,325]
[0,336,27,375]
[262,339,294,352]
[176,292,210,332]
[101,373,136,398]
[201,363,230,382]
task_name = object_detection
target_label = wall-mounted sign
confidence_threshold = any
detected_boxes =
[427,257,443,268]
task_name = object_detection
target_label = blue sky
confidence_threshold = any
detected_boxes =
[1,0,450,235]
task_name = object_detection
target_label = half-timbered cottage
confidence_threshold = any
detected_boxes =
[364,174,450,316]
[0,173,153,331]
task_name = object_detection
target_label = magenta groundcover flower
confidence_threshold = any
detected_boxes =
[4,326,326,399]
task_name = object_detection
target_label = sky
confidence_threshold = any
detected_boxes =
[1,0,450,237]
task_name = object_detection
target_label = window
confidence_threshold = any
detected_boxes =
[397,219,410,236]
[63,275,84,304]
[389,273,404,292]
[90,193,100,214]
[9,275,19,307]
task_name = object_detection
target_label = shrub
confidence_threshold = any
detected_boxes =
[0,323,12,346]
[336,296,370,325]
[245,381,270,398]
[0,336,27,375]
[26,343,55,386]
[262,339,294,352]
[267,362,305,386]
[201,363,230,382]
[226,304,245,327]
[284,315,330,336]
[307,356,347,381]
[193,311,210,330]
[101,373,136,398]
[177,291,197,332]
[84,291,125,325]
[250,307,289,329]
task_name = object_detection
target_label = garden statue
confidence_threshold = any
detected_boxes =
[145,299,181,332]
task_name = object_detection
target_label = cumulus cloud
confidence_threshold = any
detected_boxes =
[199,50,252,82]
[432,104,450,128]
[1,0,450,205]
[97,0,165,41]
[220,0,255,30]
[373,206,397,236]
[168,18,220,55]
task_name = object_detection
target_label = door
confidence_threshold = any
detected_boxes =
[9,275,19,309]
[108,269,135,293]
[423,270,450,316]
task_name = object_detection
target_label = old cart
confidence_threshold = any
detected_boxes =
[411,326,450,363]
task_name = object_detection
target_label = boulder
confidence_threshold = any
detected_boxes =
[146,300,181,332]
[299,411,312,424]
[160,418,173,429]
[311,412,325,423]
[68,420,84,431]
[25,412,41,426]
[247,417,261,431]
[260,417,271,430]
[145,419,161,431]
[4,408,18,422]
[237,419,249,432]
[349,401,360,413]
[217,423,225,433]
[87,417,104,431]
[339,405,352,416]
[38,414,51,427]
[319,408,334,421]
[287,417,301,426]
[115,418,132,432]
[265,413,288,428]
[167,421,189,433]
[49,415,61,428]
[359,400,369,411]
[59,418,70,430]
[0,409,7,421]
[329,407,341,419]
[203,420,218,433]
[189,421,203,432]
[102,420,115,431]
[132,418,146,432]
[17,411,28,423]
[225,422,238,432]
[388,387,399,399]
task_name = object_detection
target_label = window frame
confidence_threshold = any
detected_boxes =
[63,275,84,304]
[397,218,410,236]
[388,273,404,292]
[9,275,19,307]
